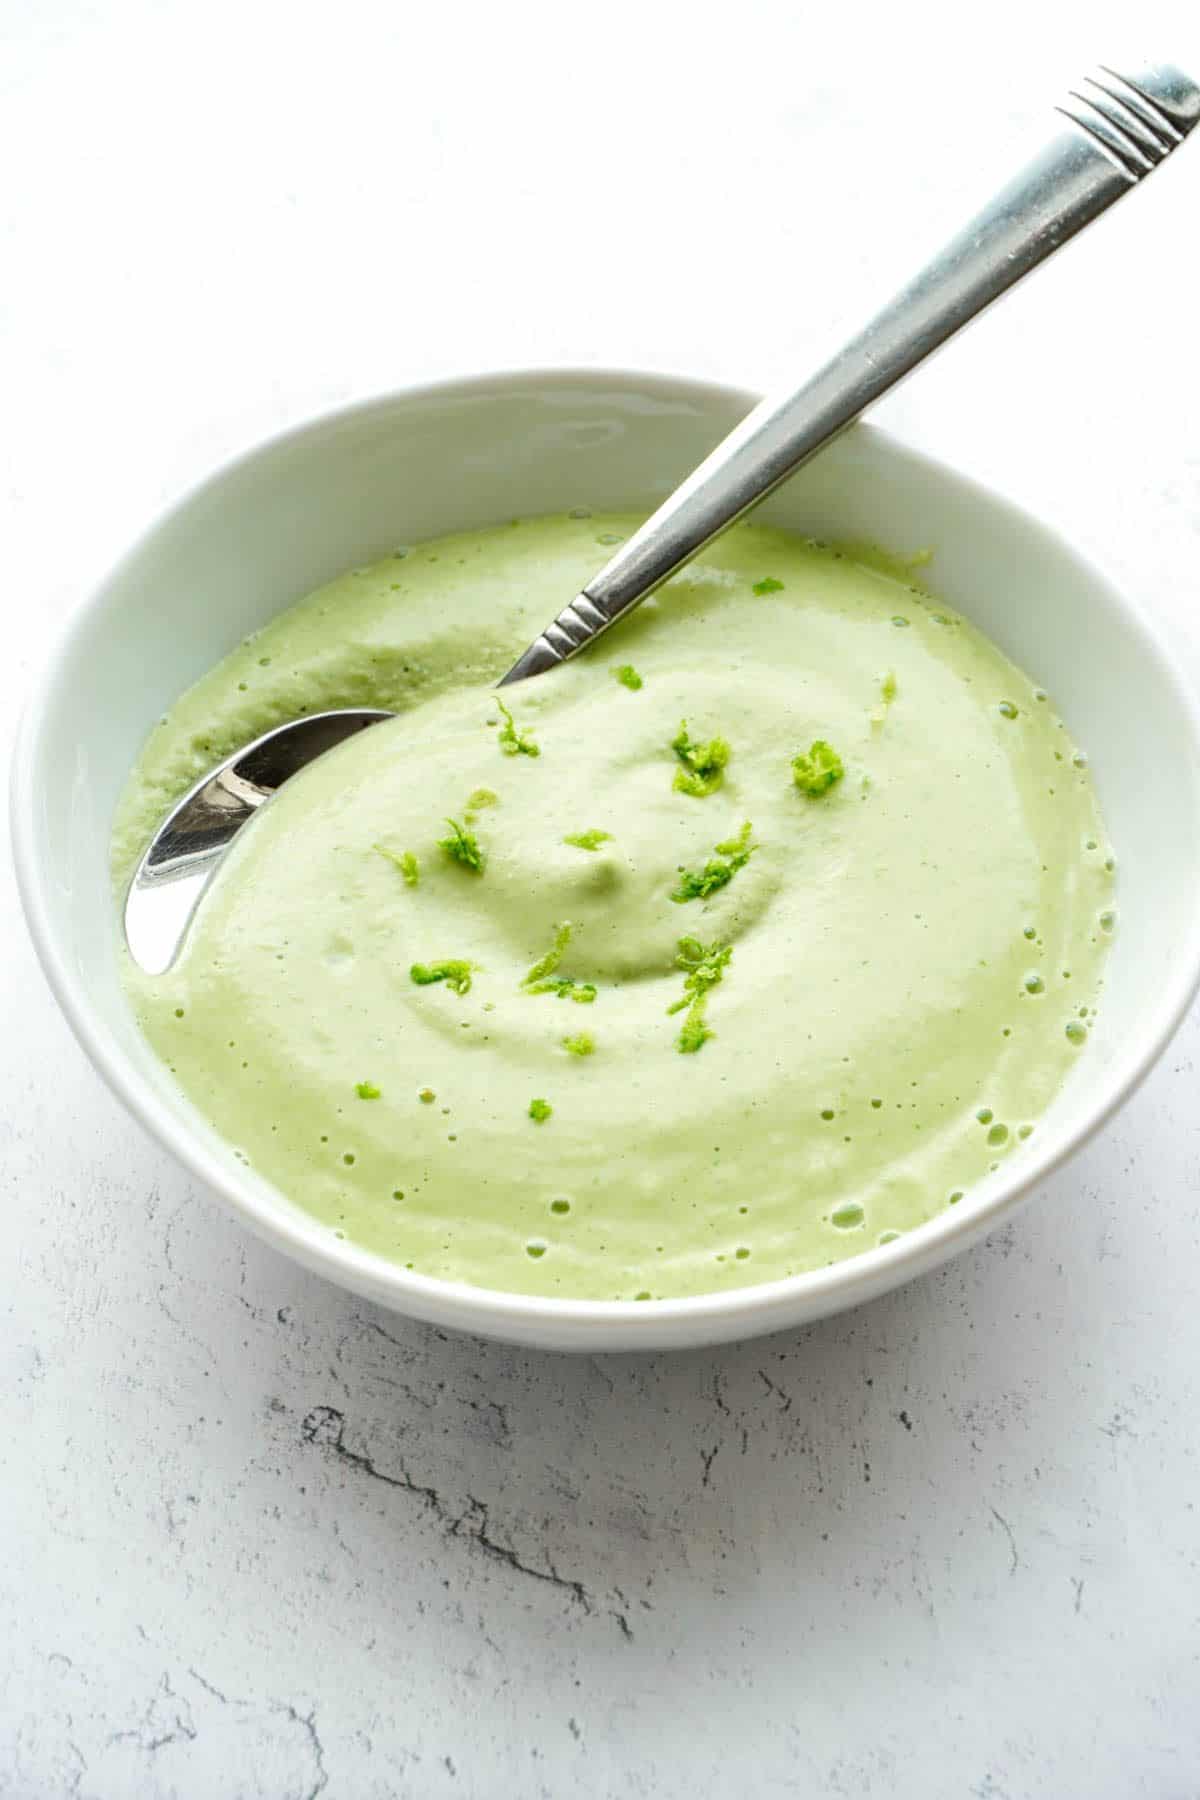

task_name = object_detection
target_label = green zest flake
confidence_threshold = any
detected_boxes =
[614,664,643,691]
[355,1080,382,1099]
[529,1097,553,1123]
[677,1014,712,1054]
[438,818,485,873]
[667,935,732,1053]
[752,576,784,595]
[670,821,755,904]
[672,721,730,798]
[495,699,539,758]
[791,739,844,796]
[410,960,475,995]
[522,920,571,986]
[541,981,596,1004]
[870,671,898,731]
[562,1032,595,1056]
[563,829,612,851]
[376,845,419,885]
[668,936,733,1010]
[521,921,597,1004]
[465,787,498,814]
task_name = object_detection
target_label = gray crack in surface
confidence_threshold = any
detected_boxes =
[109,1673,198,1756]
[273,1702,329,1800]
[299,1404,631,1636]
[988,1504,1020,1577]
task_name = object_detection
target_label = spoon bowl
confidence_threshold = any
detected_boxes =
[124,708,392,973]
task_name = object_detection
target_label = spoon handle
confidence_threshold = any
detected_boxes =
[500,63,1199,686]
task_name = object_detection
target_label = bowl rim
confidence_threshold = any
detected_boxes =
[12,363,1200,1346]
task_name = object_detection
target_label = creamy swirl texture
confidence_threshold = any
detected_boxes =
[115,513,1115,1298]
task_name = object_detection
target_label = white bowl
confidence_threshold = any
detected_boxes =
[13,369,1200,1350]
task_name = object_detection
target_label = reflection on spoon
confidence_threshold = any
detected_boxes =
[124,709,392,973]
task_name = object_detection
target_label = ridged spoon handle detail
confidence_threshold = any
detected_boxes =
[499,63,1199,686]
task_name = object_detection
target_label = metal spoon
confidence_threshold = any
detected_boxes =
[125,61,1197,974]
[125,710,390,974]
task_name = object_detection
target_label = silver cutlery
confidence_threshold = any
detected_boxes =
[125,62,1198,973]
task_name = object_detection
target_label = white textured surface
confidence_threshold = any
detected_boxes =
[3,3,1200,1794]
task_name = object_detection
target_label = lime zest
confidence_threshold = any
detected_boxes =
[410,959,475,995]
[465,787,499,818]
[376,845,419,885]
[522,921,571,986]
[495,699,539,758]
[670,821,755,904]
[667,936,732,1053]
[791,740,844,796]
[563,829,613,852]
[677,1014,713,1054]
[871,671,898,731]
[613,664,644,690]
[438,818,485,872]
[521,921,597,1004]
[672,721,730,798]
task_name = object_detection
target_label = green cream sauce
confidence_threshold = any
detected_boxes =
[114,514,1115,1299]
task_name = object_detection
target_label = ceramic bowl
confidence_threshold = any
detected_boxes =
[12,369,1200,1349]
